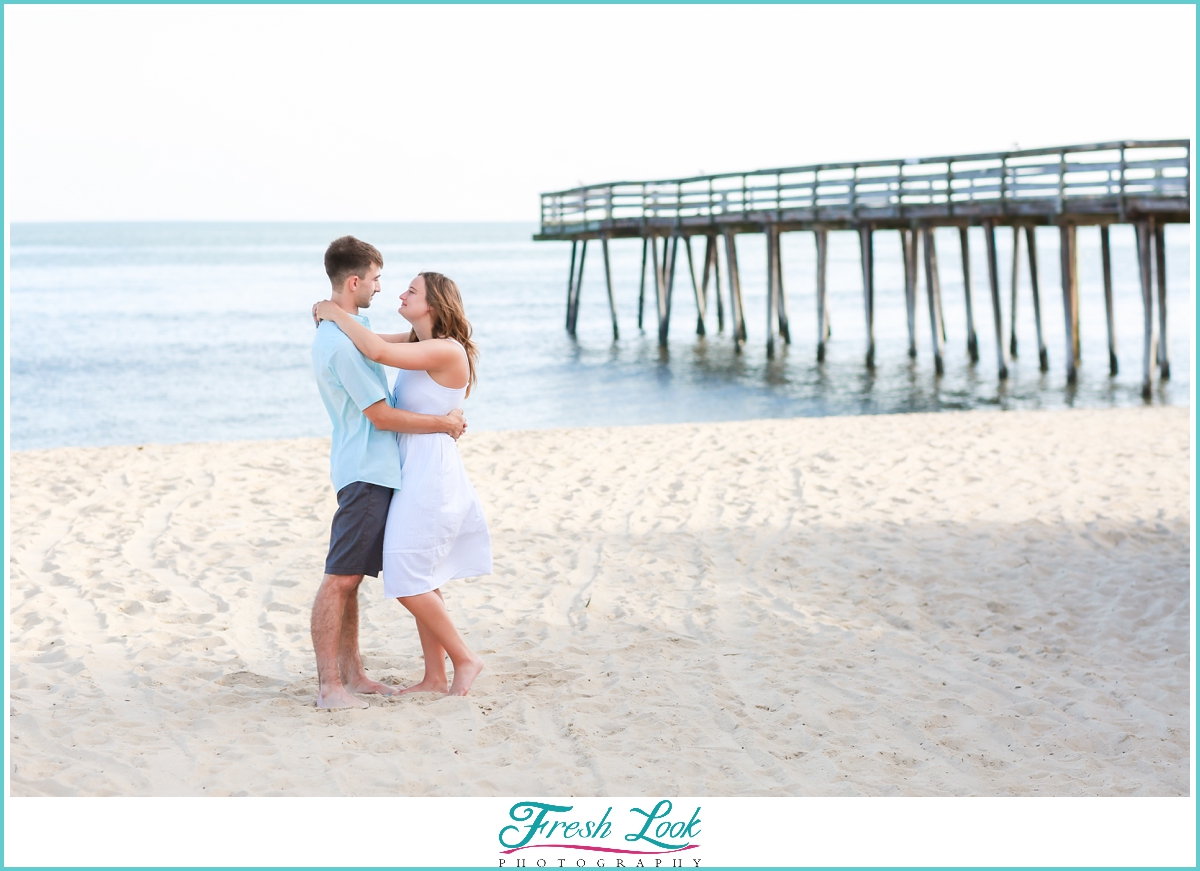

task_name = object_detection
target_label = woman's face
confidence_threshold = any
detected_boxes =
[399,275,431,324]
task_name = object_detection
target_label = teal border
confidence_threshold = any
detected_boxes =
[1,3,1195,871]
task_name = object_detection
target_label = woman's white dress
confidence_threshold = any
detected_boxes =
[381,366,492,598]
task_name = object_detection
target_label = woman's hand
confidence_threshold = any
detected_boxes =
[312,300,341,326]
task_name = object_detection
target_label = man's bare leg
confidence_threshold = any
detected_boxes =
[311,573,369,709]
[338,585,399,696]
[397,590,483,696]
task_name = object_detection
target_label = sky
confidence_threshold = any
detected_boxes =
[4,4,1196,222]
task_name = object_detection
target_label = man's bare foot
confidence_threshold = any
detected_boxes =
[394,678,449,696]
[446,657,483,697]
[344,676,402,696]
[317,686,369,710]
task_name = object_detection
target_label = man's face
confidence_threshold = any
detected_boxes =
[351,264,382,309]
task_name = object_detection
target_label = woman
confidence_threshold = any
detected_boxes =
[314,272,491,697]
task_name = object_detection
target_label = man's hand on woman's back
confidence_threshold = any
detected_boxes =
[443,409,466,440]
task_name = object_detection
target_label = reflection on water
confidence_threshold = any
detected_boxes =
[8,221,1191,450]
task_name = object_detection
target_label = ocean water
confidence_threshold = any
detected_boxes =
[7,221,1192,451]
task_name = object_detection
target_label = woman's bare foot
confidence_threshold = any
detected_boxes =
[316,686,369,710]
[344,676,402,696]
[446,657,483,697]
[394,678,449,696]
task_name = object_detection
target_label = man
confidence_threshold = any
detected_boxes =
[310,235,466,710]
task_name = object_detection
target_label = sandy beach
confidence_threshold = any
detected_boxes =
[7,406,1191,796]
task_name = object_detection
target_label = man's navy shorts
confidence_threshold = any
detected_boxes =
[325,482,393,577]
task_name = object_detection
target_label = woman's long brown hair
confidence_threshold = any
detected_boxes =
[409,272,478,397]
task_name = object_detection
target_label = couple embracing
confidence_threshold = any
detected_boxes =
[309,236,490,709]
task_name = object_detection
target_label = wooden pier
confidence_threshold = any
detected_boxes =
[535,140,1190,395]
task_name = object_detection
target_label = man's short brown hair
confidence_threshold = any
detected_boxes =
[325,236,383,289]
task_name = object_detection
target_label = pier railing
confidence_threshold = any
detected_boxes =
[539,140,1190,234]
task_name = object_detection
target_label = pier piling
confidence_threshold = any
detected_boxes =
[668,237,681,342]
[567,240,588,337]
[637,238,647,331]
[710,236,725,333]
[958,227,979,363]
[1134,220,1158,398]
[775,233,791,345]
[766,229,779,357]
[1059,224,1080,383]
[723,232,747,348]
[651,236,679,346]
[1009,227,1021,358]
[859,225,876,368]
[684,237,706,337]
[922,227,945,375]
[649,236,663,343]
[565,240,578,333]
[816,229,830,362]
[601,235,619,340]
[901,229,919,358]
[1154,223,1170,379]
[1025,227,1049,372]
[698,235,724,334]
[537,139,1187,385]
[983,220,1009,380]
[1100,225,1117,375]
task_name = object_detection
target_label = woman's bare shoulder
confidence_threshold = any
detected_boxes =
[429,337,468,356]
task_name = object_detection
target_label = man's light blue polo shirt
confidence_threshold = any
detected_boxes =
[312,315,404,493]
